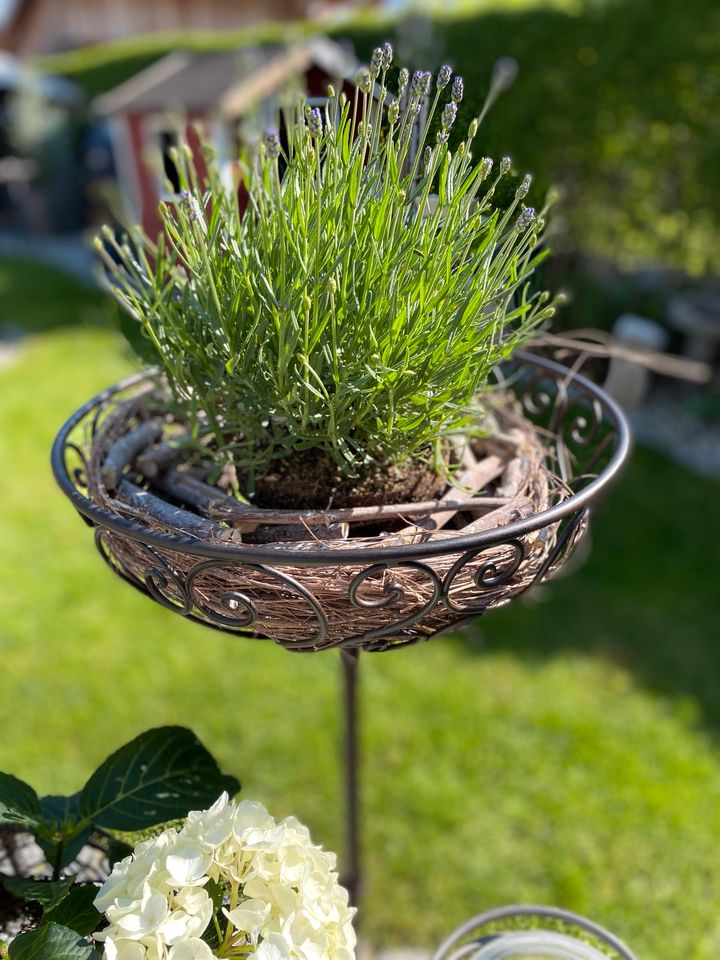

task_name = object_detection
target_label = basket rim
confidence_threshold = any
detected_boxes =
[431,904,638,960]
[50,352,631,568]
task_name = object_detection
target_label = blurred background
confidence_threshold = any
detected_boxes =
[1,0,719,958]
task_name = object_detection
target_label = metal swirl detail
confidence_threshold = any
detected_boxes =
[442,540,526,614]
[185,559,329,649]
[140,546,194,616]
[349,561,443,642]
[64,441,89,493]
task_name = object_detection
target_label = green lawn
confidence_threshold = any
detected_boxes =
[1,259,720,958]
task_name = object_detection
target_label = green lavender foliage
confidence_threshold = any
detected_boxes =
[98,47,557,478]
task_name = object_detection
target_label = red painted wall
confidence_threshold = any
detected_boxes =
[126,112,212,239]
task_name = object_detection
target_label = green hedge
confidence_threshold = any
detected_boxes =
[348,0,720,276]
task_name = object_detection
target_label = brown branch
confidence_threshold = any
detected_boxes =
[156,468,510,527]
[136,436,190,478]
[245,522,350,544]
[531,331,712,383]
[101,421,164,491]
[116,480,240,541]
[208,491,511,526]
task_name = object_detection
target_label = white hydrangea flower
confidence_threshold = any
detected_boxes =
[104,937,146,960]
[168,940,215,959]
[252,932,293,960]
[165,841,213,887]
[95,794,356,960]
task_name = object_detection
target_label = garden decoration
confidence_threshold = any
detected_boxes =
[52,48,630,911]
[433,906,639,960]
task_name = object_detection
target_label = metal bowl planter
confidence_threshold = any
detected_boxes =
[51,352,630,652]
[433,906,639,960]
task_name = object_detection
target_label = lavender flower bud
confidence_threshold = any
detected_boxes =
[515,173,532,199]
[355,67,372,94]
[398,68,409,97]
[410,70,432,100]
[388,100,400,124]
[370,47,384,79]
[263,129,281,158]
[500,156,512,175]
[468,118,479,138]
[437,100,457,141]
[516,206,535,232]
[437,64,452,90]
[179,189,199,221]
[305,105,323,137]
[441,101,457,130]
[479,157,493,179]
[382,42,393,70]
[451,76,464,103]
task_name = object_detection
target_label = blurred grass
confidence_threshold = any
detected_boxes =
[38,0,720,276]
[1,259,720,957]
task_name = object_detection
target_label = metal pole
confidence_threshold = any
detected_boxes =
[340,647,361,916]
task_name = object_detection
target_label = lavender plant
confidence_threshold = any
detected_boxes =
[97,46,558,489]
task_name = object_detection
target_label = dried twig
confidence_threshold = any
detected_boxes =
[208,493,510,527]
[531,330,712,383]
[116,480,240,542]
[136,436,190,478]
[101,421,164,491]
[246,522,350,544]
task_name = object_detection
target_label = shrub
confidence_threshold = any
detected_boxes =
[98,50,555,488]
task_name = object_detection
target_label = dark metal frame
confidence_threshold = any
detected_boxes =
[50,352,631,916]
[432,905,639,960]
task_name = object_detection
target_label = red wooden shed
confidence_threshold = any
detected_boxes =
[93,37,359,237]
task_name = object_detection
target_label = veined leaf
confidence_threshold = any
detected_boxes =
[43,885,103,937]
[77,726,240,831]
[8,922,100,960]
[1,877,72,909]
[0,773,41,827]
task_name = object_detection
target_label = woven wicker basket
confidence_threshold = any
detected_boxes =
[52,353,629,652]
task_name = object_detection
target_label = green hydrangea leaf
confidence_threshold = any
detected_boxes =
[1,877,72,909]
[0,773,41,826]
[43,885,102,937]
[77,726,240,831]
[8,922,100,960]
